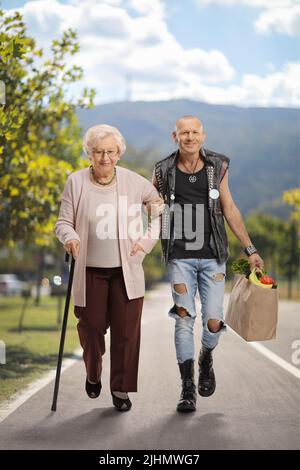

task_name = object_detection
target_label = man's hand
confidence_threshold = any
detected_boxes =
[64,239,80,259]
[248,252,264,271]
[130,243,146,256]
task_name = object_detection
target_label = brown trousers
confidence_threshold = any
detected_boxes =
[74,267,144,392]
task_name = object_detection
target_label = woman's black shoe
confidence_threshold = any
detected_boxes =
[111,392,132,411]
[85,379,102,398]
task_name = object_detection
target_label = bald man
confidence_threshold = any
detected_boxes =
[153,116,264,413]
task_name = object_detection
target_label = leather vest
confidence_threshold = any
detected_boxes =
[154,147,230,265]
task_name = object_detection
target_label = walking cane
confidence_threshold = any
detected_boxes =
[51,252,75,411]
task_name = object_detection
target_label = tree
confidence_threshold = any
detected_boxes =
[283,188,300,222]
[228,210,299,299]
[243,213,288,277]
[0,8,95,248]
[282,188,300,298]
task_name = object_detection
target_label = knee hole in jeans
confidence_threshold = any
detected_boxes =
[207,318,224,333]
[174,283,187,295]
[213,273,225,282]
[176,306,190,318]
[173,284,190,317]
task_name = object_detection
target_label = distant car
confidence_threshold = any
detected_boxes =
[0,274,28,296]
[49,275,68,297]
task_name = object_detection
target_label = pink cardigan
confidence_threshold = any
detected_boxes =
[55,166,161,306]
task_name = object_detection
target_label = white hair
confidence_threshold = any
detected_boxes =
[83,124,126,156]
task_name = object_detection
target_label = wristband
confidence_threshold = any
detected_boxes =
[244,245,258,257]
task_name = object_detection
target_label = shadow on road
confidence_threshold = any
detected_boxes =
[9,407,233,450]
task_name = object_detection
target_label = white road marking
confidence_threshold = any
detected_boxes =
[249,341,300,380]
[228,327,300,380]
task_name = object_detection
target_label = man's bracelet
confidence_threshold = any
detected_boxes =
[244,245,258,257]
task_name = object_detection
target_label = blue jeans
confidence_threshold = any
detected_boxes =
[168,258,227,363]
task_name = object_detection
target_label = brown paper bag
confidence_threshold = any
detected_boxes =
[225,275,278,341]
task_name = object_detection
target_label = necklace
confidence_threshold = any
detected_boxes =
[180,157,200,183]
[90,166,116,186]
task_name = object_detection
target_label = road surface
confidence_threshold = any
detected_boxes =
[0,283,299,450]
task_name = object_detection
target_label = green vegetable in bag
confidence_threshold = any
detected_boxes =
[231,259,251,278]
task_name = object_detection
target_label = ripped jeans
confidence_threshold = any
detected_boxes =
[168,258,226,363]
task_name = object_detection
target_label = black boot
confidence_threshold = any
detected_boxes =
[198,346,216,397]
[177,359,197,413]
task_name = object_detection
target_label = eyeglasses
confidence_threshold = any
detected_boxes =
[91,149,119,158]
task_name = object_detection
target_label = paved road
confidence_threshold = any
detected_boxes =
[0,283,299,450]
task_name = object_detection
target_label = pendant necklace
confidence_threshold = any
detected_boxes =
[90,165,116,186]
[180,157,200,183]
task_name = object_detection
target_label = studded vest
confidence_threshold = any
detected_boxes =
[154,148,230,265]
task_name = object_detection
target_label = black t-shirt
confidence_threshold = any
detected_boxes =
[172,166,216,259]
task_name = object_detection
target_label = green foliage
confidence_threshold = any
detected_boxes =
[0,8,95,248]
[144,241,166,286]
[283,188,300,222]
[231,258,251,277]
[244,213,297,279]
[227,209,300,300]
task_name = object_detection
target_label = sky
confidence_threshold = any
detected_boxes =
[2,0,300,107]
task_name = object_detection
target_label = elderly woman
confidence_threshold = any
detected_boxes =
[55,124,162,411]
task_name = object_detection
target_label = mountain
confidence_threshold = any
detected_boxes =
[77,99,299,217]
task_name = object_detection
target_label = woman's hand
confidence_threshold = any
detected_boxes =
[145,197,165,217]
[64,239,80,260]
[130,243,146,256]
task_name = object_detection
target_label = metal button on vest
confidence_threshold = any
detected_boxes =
[209,189,219,199]
[170,194,175,200]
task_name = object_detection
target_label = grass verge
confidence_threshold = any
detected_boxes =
[0,295,80,403]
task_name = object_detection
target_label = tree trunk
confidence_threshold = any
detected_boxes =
[18,296,29,333]
[287,275,293,300]
[35,247,45,306]
[56,295,63,327]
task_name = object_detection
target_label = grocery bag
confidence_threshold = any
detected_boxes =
[225,275,278,341]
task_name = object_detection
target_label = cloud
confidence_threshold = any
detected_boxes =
[127,0,165,17]
[7,1,234,94]
[196,0,300,36]
[132,61,300,108]
[198,0,296,5]
[4,0,299,107]
[239,62,300,106]
[255,5,300,36]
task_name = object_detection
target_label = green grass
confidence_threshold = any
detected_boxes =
[0,296,80,403]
